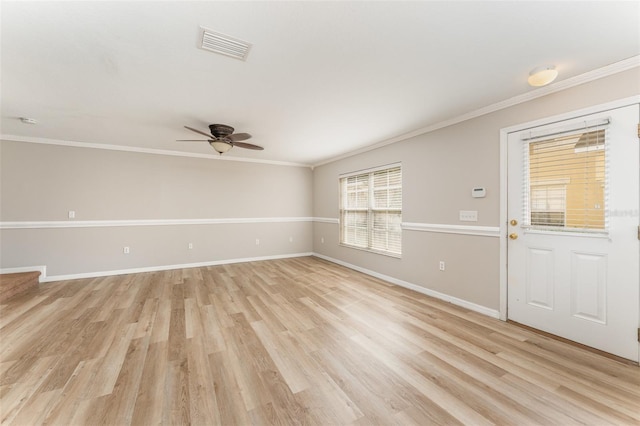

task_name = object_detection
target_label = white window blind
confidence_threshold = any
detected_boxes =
[340,165,402,256]
[523,125,608,232]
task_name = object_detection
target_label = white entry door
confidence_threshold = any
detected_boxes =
[507,103,639,361]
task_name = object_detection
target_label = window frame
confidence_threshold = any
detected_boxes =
[339,163,402,258]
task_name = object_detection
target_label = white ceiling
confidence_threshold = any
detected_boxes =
[2,1,639,166]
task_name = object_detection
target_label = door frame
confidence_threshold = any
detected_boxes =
[499,95,640,322]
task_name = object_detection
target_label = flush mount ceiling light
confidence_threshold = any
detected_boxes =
[19,117,38,124]
[527,65,558,87]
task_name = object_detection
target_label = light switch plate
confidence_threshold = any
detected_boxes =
[459,210,478,222]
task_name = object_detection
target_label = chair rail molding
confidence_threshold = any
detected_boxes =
[0,216,314,229]
[401,222,500,237]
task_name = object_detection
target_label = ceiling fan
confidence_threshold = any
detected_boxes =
[178,124,264,154]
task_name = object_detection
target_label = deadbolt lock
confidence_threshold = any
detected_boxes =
[510,219,518,226]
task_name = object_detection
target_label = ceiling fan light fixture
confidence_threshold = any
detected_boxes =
[210,140,233,154]
[527,65,558,87]
[182,124,262,152]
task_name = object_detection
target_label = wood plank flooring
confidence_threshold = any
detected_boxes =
[0,272,40,303]
[1,256,638,425]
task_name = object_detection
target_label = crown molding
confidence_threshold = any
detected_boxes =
[2,57,637,170]
[0,135,311,168]
[312,56,640,167]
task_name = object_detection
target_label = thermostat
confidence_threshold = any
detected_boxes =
[472,187,486,198]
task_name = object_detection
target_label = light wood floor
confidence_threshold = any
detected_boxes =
[1,257,639,425]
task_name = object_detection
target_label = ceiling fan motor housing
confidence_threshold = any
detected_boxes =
[209,124,234,138]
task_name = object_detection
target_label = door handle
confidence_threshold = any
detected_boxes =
[509,233,518,240]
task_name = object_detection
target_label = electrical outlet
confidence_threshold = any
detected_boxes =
[439,261,445,271]
[289,236,293,243]
[123,246,130,254]
[188,243,193,250]
[321,237,324,244]
[255,238,260,245]
[68,210,75,219]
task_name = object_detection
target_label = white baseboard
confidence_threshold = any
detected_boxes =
[0,265,47,282]
[312,252,500,319]
[4,254,499,320]
[40,252,313,282]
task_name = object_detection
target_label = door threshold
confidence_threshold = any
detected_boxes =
[506,320,638,367]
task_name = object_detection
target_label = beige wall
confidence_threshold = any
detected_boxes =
[1,142,312,220]
[0,142,313,276]
[2,68,638,305]
[313,68,640,311]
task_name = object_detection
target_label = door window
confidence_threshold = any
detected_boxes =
[524,129,606,232]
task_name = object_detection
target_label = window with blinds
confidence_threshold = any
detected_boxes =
[524,126,607,232]
[340,165,402,256]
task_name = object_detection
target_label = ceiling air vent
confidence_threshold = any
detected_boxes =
[199,27,251,61]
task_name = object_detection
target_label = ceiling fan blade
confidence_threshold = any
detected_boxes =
[227,132,252,142]
[184,126,213,138]
[233,141,264,150]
